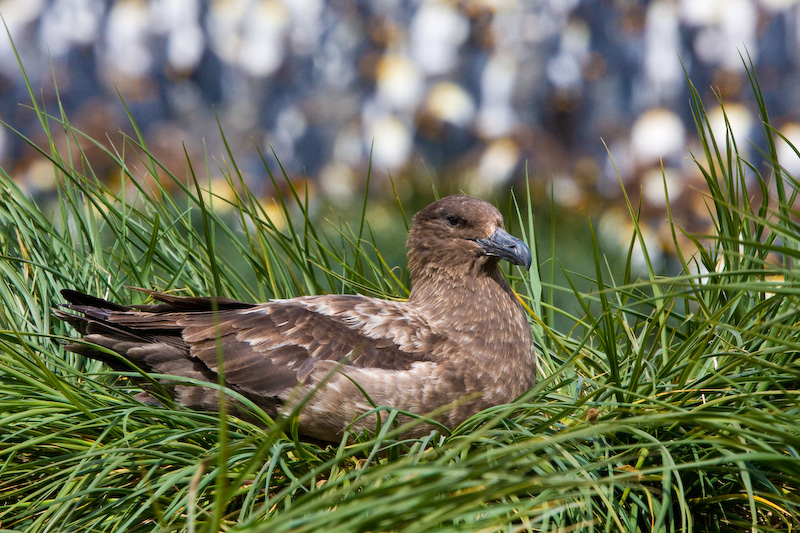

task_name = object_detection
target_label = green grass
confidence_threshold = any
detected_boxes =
[2,51,800,531]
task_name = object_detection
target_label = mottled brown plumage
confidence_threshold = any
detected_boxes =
[55,195,536,441]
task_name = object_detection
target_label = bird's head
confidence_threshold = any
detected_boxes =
[406,195,531,281]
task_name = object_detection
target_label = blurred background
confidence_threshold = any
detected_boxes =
[1,0,799,275]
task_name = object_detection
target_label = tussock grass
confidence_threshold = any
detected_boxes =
[2,52,800,531]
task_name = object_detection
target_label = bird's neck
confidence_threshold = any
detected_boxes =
[407,265,518,323]
[408,265,535,398]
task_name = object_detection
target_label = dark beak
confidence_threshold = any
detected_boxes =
[475,229,532,270]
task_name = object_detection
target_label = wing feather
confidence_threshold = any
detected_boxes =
[176,296,442,399]
[57,289,450,425]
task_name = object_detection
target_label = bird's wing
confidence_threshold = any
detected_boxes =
[59,290,446,400]
[176,294,445,399]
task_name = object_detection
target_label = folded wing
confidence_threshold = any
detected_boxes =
[56,288,442,413]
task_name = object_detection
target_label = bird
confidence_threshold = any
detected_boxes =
[55,194,536,441]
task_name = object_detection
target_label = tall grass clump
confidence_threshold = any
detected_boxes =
[2,50,800,531]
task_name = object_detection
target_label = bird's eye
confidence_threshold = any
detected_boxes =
[446,215,461,227]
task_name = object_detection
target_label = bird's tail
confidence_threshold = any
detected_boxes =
[53,288,253,369]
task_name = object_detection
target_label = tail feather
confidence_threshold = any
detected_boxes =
[54,288,243,413]
[53,287,245,369]
[60,289,128,311]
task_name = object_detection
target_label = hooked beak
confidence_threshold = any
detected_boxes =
[475,229,532,270]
